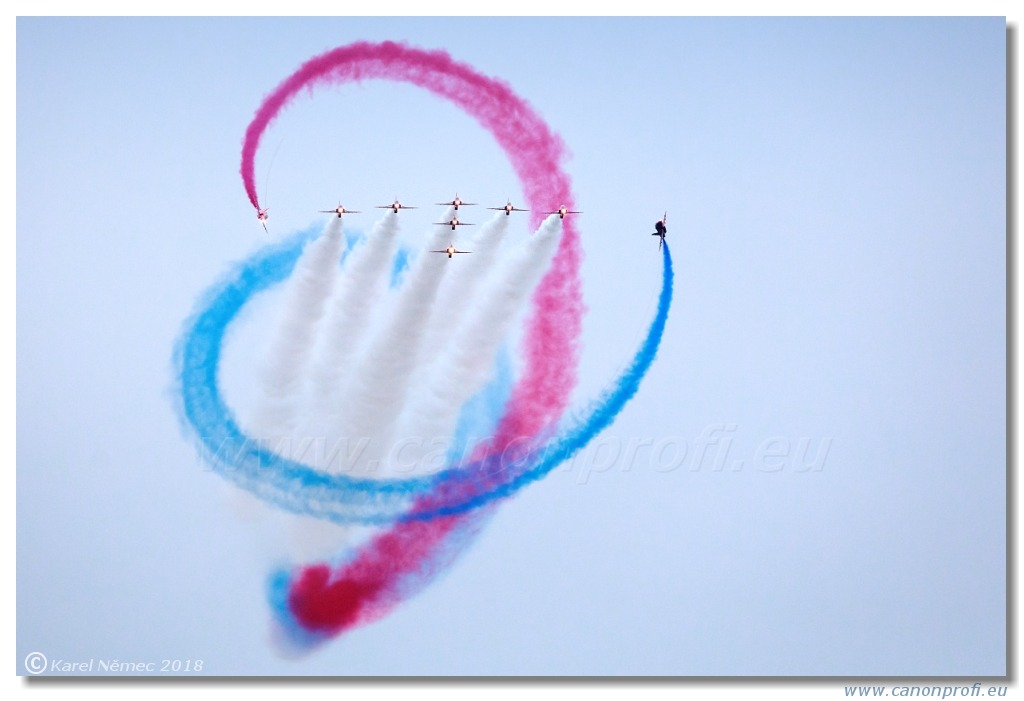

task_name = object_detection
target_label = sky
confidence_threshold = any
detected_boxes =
[15,15,1007,679]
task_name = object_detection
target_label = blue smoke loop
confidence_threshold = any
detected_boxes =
[173,227,673,525]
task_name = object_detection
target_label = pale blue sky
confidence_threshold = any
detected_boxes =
[17,16,1005,676]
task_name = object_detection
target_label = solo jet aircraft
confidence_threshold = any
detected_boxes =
[653,212,667,249]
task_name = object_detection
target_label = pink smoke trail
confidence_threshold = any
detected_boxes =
[242,40,582,457]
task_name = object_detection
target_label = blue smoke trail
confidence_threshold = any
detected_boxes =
[390,247,411,289]
[410,241,674,518]
[173,234,673,524]
[446,346,513,465]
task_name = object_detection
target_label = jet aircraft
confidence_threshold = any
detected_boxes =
[436,194,475,210]
[432,243,472,258]
[320,204,360,217]
[376,198,417,213]
[488,200,529,216]
[436,217,474,231]
[653,212,668,249]
[549,205,582,219]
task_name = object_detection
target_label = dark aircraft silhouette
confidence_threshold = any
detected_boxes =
[653,212,667,250]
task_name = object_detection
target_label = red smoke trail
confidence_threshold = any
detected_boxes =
[242,41,582,636]
[287,515,465,635]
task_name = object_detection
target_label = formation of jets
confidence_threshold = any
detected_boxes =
[267,195,573,226]
[258,195,668,253]
[313,195,531,220]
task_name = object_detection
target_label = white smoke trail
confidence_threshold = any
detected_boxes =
[418,211,510,361]
[392,216,564,475]
[330,207,457,474]
[301,213,401,456]
[280,214,400,558]
[247,217,347,454]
